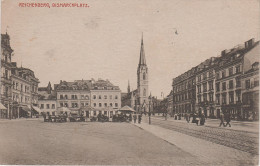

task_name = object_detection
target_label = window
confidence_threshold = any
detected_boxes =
[81,95,85,99]
[236,77,241,87]
[64,95,68,99]
[203,83,207,92]
[46,104,50,109]
[209,93,213,102]
[208,81,213,90]
[40,104,44,109]
[85,95,89,100]
[110,95,112,99]
[71,95,77,100]
[60,95,63,99]
[110,103,113,107]
[235,65,240,73]
[203,94,207,101]
[222,82,226,91]
[198,75,201,82]
[143,73,146,80]
[222,71,226,78]
[229,67,233,76]
[99,95,102,99]
[99,103,102,107]
[197,85,201,93]
[216,72,220,79]
[94,111,96,116]
[16,83,18,90]
[104,111,107,115]
[60,103,64,107]
[72,103,78,108]
[104,95,107,99]
[229,92,234,104]
[236,91,241,102]
[104,103,107,107]
[209,70,213,78]
[245,80,250,89]
[216,82,220,92]
[222,94,226,104]
[143,88,146,96]
[229,80,233,89]
[21,84,23,92]
[52,104,55,109]
[94,103,96,107]
[216,95,220,104]
[203,73,207,80]
[64,103,68,107]
[21,96,23,102]
[115,95,118,99]
[115,103,118,107]
[93,95,96,99]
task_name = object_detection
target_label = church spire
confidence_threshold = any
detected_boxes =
[139,33,146,66]
[127,80,130,93]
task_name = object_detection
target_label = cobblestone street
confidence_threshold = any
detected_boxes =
[0,119,202,165]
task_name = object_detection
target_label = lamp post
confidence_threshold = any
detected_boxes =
[148,94,151,125]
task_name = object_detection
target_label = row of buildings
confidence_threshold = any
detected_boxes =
[0,33,40,119]
[171,38,259,120]
[38,79,121,117]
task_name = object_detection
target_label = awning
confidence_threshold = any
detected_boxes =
[32,106,42,113]
[119,105,136,112]
[21,105,31,112]
[0,103,7,109]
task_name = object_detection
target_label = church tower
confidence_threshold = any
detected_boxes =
[127,80,130,93]
[137,35,149,112]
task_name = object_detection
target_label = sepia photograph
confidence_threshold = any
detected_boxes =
[0,0,259,165]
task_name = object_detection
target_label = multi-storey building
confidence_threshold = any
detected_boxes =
[11,63,40,118]
[215,39,259,120]
[241,62,259,120]
[171,38,259,121]
[0,33,13,118]
[38,82,57,115]
[54,78,121,117]
[172,67,197,116]
[195,57,217,118]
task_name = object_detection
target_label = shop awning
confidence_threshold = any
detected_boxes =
[21,105,31,112]
[119,105,136,112]
[0,103,7,109]
[32,106,42,113]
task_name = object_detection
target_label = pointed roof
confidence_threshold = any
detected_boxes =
[139,34,146,66]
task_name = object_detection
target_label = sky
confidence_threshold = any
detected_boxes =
[1,0,259,98]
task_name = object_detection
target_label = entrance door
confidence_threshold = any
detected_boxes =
[86,111,89,118]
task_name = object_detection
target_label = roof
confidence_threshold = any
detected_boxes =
[0,103,7,109]
[119,105,136,112]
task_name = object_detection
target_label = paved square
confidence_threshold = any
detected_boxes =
[0,119,203,165]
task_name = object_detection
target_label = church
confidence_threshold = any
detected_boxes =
[121,36,150,113]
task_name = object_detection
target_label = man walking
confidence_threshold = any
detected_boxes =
[225,113,231,127]
[219,113,225,127]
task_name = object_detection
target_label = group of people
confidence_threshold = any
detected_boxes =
[133,114,142,124]
[219,113,231,127]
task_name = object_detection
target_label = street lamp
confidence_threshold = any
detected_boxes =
[148,93,152,125]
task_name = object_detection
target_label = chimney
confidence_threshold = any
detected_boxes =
[221,49,227,57]
[245,38,255,49]
[60,80,62,84]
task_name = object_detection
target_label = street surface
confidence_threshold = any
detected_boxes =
[0,118,258,165]
[143,116,259,155]
[0,119,201,165]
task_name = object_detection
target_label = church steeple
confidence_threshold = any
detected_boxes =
[139,34,146,66]
[47,81,52,94]
[127,80,130,93]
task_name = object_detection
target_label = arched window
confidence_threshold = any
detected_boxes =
[143,73,146,80]
[143,88,146,96]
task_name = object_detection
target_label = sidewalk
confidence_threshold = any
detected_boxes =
[132,121,258,166]
[152,115,259,133]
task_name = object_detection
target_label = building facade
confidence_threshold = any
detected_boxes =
[0,33,13,118]
[172,67,197,116]
[195,57,217,118]
[172,38,259,120]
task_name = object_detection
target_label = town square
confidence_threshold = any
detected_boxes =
[0,0,259,165]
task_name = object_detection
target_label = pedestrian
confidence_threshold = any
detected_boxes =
[200,113,205,125]
[219,113,225,127]
[133,114,137,123]
[225,113,231,127]
[138,114,142,124]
